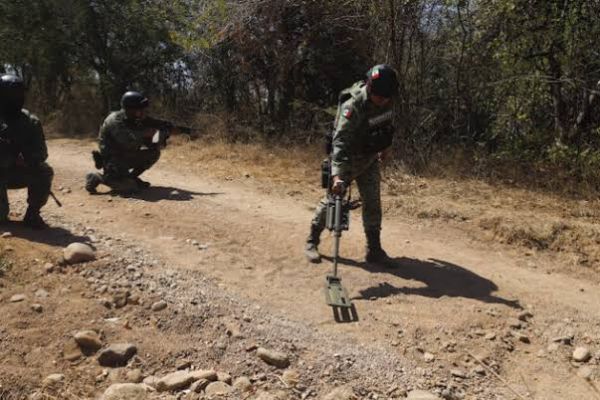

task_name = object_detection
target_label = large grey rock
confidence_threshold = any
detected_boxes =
[74,330,102,354]
[257,347,290,368]
[407,390,442,400]
[63,243,96,264]
[97,343,137,367]
[101,383,149,400]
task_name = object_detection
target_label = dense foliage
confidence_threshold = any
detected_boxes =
[2,0,600,185]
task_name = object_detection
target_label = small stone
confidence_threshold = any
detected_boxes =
[190,379,211,393]
[323,386,355,400]
[63,339,83,361]
[507,318,523,329]
[511,331,530,343]
[43,374,65,386]
[1,232,12,238]
[97,343,137,367]
[176,360,192,370]
[451,369,467,379]
[10,294,26,303]
[142,376,160,389]
[43,263,55,273]
[281,369,300,387]
[31,304,43,313]
[573,347,592,362]
[257,347,290,368]
[424,352,435,363]
[155,370,217,392]
[484,332,496,340]
[407,390,442,400]
[126,369,144,383]
[233,376,252,392]
[518,311,533,321]
[578,366,594,380]
[151,300,167,312]
[75,330,103,354]
[547,343,560,352]
[35,289,49,298]
[101,383,149,400]
[217,372,232,384]
[473,366,486,375]
[63,243,96,264]
[205,381,232,395]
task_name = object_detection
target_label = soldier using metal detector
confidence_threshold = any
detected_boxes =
[304,64,399,266]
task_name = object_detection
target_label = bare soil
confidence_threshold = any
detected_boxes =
[1,138,600,399]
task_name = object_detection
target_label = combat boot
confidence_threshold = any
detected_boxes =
[365,229,392,265]
[133,177,151,189]
[304,224,324,263]
[85,172,102,194]
[23,209,48,230]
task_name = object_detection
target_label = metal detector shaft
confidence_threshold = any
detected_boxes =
[332,195,343,278]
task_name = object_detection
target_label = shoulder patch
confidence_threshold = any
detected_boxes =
[342,108,353,119]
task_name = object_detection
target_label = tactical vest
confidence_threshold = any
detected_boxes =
[326,82,394,155]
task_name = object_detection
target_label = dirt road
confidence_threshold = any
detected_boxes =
[14,139,600,399]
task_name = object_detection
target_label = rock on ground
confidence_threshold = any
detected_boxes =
[233,376,252,392]
[204,381,232,395]
[573,347,592,362]
[63,242,96,264]
[323,386,356,400]
[257,347,290,368]
[101,383,150,400]
[155,369,217,392]
[74,330,103,354]
[407,390,442,400]
[97,343,137,367]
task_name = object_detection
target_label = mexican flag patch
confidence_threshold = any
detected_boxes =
[371,68,380,79]
[342,108,353,119]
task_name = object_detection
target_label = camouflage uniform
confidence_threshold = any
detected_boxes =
[96,110,162,191]
[306,80,394,261]
[0,110,54,221]
[311,81,392,231]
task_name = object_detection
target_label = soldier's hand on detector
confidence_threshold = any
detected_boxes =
[331,176,347,195]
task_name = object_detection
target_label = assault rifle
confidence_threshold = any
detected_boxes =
[92,118,194,170]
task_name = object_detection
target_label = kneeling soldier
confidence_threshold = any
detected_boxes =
[0,74,54,229]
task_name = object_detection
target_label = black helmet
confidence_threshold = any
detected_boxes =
[366,64,399,98]
[120,91,149,109]
[0,74,25,118]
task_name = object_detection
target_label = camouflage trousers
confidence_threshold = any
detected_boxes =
[310,158,382,234]
[0,163,54,218]
[102,148,160,189]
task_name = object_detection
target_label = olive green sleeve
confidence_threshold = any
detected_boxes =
[331,100,360,181]
[22,117,48,166]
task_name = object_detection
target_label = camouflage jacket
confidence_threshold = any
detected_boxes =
[99,110,167,156]
[331,81,394,181]
[0,109,48,170]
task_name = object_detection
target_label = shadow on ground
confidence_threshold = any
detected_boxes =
[2,221,91,247]
[93,186,223,202]
[322,255,521,309]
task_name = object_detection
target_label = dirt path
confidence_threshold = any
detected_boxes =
[17,139,600,399]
